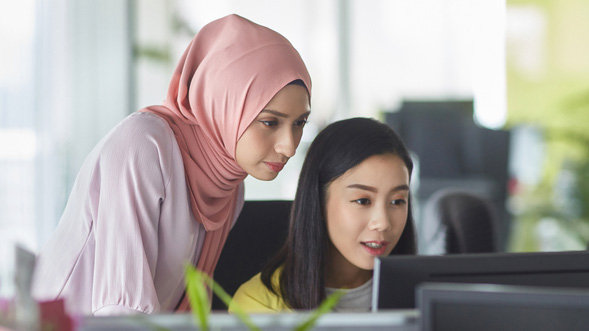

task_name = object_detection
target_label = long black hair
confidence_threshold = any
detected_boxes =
[260,117,417,309]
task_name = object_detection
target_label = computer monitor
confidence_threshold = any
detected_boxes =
[372,250,589,310]
[417,282,589,331]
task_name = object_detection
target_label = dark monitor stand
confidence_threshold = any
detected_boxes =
[418,282,589,331]
[372,250,589,310]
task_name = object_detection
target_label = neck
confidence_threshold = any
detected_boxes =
[325,247,373,289]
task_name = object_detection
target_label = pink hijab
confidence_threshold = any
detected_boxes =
[140,14,311,310]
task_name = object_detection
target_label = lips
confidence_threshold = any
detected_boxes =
[361,241,389,256]
[264,161,286,173]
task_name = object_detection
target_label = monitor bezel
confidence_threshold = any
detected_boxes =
[372,250,589,311]
[417,282,589,331]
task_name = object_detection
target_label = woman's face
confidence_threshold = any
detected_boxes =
[235,84,311,181]
[324,153,410,285]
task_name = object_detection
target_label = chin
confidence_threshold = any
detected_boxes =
[362,263,375,271]
[360,256,377,270]
[352,259,375,271]
[250,172,278,181]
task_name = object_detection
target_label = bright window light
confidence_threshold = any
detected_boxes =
[0,129,37,160]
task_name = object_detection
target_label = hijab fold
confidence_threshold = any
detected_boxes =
[140,14,311,310]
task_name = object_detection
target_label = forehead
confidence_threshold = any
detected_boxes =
[261,85,310,112]
[333,154,409,189]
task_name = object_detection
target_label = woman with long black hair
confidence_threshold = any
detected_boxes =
[231,117,417,312]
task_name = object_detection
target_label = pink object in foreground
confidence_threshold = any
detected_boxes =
[39,299,76,331]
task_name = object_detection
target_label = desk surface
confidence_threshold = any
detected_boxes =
[79,310,419,331]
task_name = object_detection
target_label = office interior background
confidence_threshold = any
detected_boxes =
[1,0,589,297]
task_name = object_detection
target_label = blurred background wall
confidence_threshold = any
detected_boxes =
[1,0,588,296]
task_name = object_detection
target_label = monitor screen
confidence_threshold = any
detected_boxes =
[418,282,589,331]
[372,250,589,310]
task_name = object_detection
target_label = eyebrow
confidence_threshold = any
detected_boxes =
[260,109,311,119]
[347,183,410,193]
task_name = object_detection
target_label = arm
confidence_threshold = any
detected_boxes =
[90,115,174,315]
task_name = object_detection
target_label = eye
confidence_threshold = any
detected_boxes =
[352,198,371,205]
[391,199,407,206]
[259,120,278,127]
[293,119,308,127]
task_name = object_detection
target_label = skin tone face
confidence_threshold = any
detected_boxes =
[235,84,311,181]
[324,153,410,288]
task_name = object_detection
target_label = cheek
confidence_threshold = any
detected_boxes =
[327,204,364,241]
[235,135,249,166]
[389,209,409,241]
[294,129,304,149]
[395,208,408,224]
[325,200,348,238]
[237,129,266,160]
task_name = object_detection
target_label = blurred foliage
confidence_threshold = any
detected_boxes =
[133,5,197,63]
[573,157,589,221]
[133,45,173,63]
[506,0,589,250]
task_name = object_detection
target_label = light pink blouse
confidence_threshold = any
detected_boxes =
[32,112,244,316]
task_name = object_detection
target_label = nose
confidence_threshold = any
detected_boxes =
[275,127,298,158]
[368,206,392,232]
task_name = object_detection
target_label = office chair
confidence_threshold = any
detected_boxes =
[211,200,292,310]
[420,189,498,255]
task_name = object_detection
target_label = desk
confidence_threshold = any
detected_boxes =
[79,310,419,330]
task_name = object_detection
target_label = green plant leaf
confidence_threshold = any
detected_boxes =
[185,265,260,331]
[200,271,261,331]
[294,290,344,331]
[184,264,343,331]
[184,264,210,331]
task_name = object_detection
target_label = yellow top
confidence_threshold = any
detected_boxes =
[229,269,292,313]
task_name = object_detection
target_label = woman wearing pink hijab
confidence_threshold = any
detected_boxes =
[33,14,311,316]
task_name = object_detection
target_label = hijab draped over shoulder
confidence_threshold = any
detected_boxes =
[140,14,311,286]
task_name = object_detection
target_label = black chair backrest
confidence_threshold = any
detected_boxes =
[438,190,498,253]
[421,189,498,255]
[211,200,292,310]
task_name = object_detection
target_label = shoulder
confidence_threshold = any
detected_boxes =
[103,112,176,152]
[229,269,290,313]
[99,112,181,170]
[91,112,183,191]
